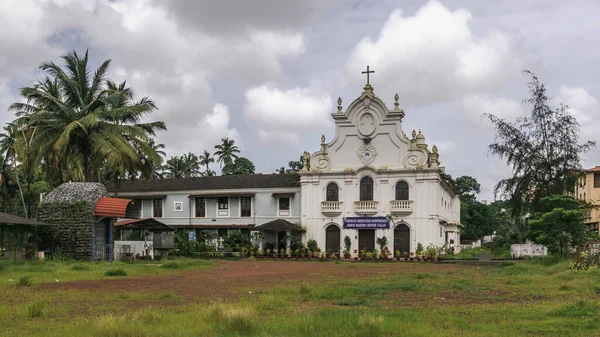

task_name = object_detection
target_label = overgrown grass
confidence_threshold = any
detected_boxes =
[1,257,599,336]
[0,257,213,286]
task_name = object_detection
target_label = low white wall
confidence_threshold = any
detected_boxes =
[114,240,154,260]
[511,244,547,258]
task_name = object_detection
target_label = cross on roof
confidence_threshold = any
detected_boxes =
[362,65,374,85]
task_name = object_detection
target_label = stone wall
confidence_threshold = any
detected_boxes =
[37,200,96,260]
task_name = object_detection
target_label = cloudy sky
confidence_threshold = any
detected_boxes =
[1,0,599,201]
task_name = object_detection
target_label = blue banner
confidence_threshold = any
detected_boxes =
[188,231,196,241]
[343,217,389,229]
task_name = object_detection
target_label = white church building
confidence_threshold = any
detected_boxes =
[299,73,461,256]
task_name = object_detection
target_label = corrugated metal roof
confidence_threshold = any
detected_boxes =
[94,197,135,218]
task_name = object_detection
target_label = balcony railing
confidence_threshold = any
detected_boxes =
[321,201,343,217]
[354,201,379,215]
[390,200,414,215]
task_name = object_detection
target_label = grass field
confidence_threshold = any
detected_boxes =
[0,257,598,336]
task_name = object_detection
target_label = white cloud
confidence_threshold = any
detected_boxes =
[244,85,332,143]
[0,0,309,156]
[459,95,524,125]
[557,85,599,124]
[258,130,300,146]
[174,103,240,157]
[346,0,520,105]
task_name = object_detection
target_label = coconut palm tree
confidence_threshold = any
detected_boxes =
[199,150,214,174]
[9,50,166,184]
[182,152,202,177]
[163,156,187,178]
[214,138,240,167]
[0,124,27,215]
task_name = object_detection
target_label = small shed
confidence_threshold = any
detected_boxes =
[37,182,138,260]
[0,213,50,260]
[254,219,305,252]
[113,218,175,260]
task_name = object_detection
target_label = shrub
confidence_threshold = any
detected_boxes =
[306,239,318,253]
[71,264,90,271]
[18,276,33,287]
[27,301,43,318]
[104,268,127,277]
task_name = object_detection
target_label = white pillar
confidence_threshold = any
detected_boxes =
[286,230,291,252]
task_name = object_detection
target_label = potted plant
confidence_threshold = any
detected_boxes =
[344,236,352,258]
[294,249,300,260]
[409,252,415,261]
[329,253,337,260]
[308,251,313,260]
[416,243,424,261]
[342,249,350,259]
[372,249,379,261]
[395,250,401,261]
[376,236,388,253]
[403,251,408,261]
[266,249,271,259]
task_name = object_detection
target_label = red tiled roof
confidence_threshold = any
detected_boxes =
[94,197,134,218]
[587,166,600,172]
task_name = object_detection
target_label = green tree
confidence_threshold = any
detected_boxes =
[214,137,240,167]
[527,195,589,256]
[485,71,595,216]
[198,150,214,175]
[454,176,481,201]
[9,50,166,184]
[162,153,202,178]
[222,157,256,176]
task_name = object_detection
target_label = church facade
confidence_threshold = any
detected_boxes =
[299,79,461,257]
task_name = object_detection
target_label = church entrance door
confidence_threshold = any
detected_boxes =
[358,229,375,252]
[325,225,340,255]
[394,224,410,257]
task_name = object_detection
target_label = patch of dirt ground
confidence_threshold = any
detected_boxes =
[39,261,468,302]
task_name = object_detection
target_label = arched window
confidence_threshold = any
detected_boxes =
[395,181,409,200]
[326,183,339,201]
[360,176,374,201]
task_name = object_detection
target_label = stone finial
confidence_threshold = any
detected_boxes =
[411,129,416,139]
[394,93,399,109]
[300,151,311,172]
[430,145,440,168]
[320,135,327,152]
[337,97,342,113]
[321,135,325,144]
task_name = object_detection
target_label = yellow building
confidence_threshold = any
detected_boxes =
[572,166,600,233]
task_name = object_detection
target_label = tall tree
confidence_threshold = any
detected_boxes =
[214,138,240,167]
[9,50,166,184]
[485,71,595,216]
[222,157,255,176]
[199,150,214,174]
[454,176,481,202]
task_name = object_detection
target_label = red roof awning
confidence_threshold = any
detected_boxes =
[94,197,137,218]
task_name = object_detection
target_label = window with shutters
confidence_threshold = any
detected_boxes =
[195,198,206,217]
[240,197,251,217]
[594,173,600,188]
[153,198,163,218]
